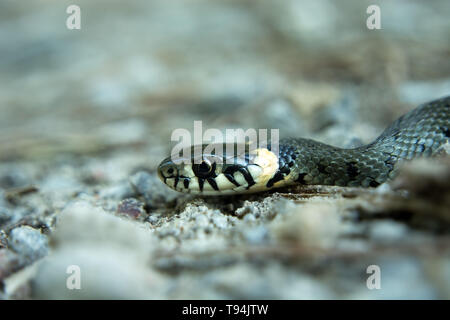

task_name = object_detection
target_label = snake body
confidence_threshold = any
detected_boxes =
[158,96,449,195]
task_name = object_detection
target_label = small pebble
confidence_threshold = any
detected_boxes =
[8,226,49,263]
[116,198,145,219]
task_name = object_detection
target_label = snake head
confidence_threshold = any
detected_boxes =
[157,143,281,195]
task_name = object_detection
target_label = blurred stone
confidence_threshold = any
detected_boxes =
[129,171,179,209]
[8,226,48,263]
[32,199,164,299]
[270,202,341,249]
[0,249,21,280]
[116,198,146,219]
[369,221,408,243]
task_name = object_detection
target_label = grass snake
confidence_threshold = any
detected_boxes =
[158,96,449,195]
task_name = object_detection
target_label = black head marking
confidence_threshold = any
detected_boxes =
[238,168,255,189]
[224,173,240,187]
[266,171,284,188]
[198,178,205,192]
[193,161,217,179]
[296,172,307,184]
[207,177,219,191]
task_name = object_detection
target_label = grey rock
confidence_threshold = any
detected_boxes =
[129,171,179,209]
[8,226,49,263]
[242,225,269,245]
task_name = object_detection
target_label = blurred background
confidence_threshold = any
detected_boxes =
[0,0,449,299]
[1,0,449,162]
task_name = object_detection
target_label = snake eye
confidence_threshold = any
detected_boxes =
[162,166,176,177]
[193,160,215,178]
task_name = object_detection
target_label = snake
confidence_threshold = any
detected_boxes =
[158,96,449,195]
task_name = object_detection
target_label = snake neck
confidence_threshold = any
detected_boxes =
[267,139,389,188]
[268,96,449,188]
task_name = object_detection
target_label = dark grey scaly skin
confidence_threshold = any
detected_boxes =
[268,96,449,188]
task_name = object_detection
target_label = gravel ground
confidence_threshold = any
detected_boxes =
[0,0,449,299]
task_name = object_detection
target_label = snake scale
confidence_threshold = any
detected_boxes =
[158,96,449,195]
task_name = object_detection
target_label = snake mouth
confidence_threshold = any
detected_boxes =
[159,163,260,195]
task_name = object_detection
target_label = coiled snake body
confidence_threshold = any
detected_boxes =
[158,96,449,195]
